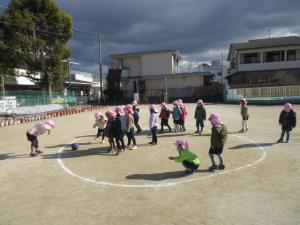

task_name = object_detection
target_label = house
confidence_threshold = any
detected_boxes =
[225,36,300,103]
[109,50,212,103]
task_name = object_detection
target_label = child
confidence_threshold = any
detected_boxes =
[104,111,117,153]
[26,120,55,157]
[194,99,206,134]
[132,100,142,133]
[149,104,158,145]
[114,106,126,152]
[208,113,228,172]
[170,101,182,132]
[93,112,107,143]
[178,100,187,132]
[125,104,138,149]
[277,103,296,143]
[239,98,249,133]
[169,139,200,175]
[159,102,171,133]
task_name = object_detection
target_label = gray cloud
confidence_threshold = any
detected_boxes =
[2,0,300,74]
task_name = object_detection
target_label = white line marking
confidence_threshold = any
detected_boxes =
[57,134,266,189]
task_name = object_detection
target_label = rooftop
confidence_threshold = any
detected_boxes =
[111,49,182,59]
[228,36,300,60]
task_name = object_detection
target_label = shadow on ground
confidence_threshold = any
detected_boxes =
[229,142,275,149]
[126,169,210,181]
[41,146,117,159]
[0,153,30,160]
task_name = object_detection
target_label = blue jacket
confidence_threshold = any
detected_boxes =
[171,107,182,120]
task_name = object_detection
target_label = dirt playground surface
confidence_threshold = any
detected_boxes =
[0,104,299,225]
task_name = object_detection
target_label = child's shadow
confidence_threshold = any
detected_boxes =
[126,169,210,181]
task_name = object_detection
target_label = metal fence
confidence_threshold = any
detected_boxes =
[225,85,300,104]
[0,90,77,107]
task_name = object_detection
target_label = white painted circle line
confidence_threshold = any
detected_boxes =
[57,134,266,189]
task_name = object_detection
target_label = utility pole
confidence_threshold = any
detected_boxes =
[98,32,103,103]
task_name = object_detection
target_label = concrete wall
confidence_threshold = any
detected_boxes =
[122,56,142,76]
[141,52,173,76]
[238,60,300,71]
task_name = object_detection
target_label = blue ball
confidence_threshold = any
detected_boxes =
[71,143,79,151]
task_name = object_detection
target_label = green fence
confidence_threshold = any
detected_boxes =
[0,90,77,107]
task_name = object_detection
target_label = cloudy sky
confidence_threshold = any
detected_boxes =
[1,0,300,75]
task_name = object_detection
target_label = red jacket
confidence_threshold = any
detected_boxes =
[159,109,170,119]
[180,106,187,120]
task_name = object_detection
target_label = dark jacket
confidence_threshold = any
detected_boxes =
[133,106,140,122]
[279,110,296,131]
[112,115,124,139]
[211,124,228,149]
[194,106,206,121]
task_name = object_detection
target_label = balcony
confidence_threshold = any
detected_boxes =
[238,60,300,72]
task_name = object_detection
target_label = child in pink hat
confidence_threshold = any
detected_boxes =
[132,100,142,133]
[169,139,200,175]
[26,120,55,157]
[178,100,187,132]
[125,104,138,150]
[170,101,182,132]
[208,113,228,172]
[114,106,127,153]
[277,103,296,143]
[239,98,249,133]
[194,99,206,134]
[159,102,171,133]
[93,112,107,143]
[149,104,158,145]
[104,111,117,153]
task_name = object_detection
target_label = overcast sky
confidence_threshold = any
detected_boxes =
[1,0,300,75]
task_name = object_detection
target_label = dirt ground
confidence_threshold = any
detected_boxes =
[0,103,299,225]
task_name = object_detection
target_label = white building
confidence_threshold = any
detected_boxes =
[110,50,211,102]
[225,36,300,101]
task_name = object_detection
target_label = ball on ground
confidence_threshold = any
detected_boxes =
[71,143,79,151]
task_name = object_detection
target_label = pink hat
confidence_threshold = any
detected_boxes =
[149,104,158,112]
[208,113,222,125]
[45,120,55,127]
[44,120,55,129]
[240,98,247,104]
[125,104,134,114]
[173,100,178,105]
[197,99,204,105]
[114,106,125,116]
[105,111,117,119]
[161,102,168,109]
[284,103,292,112]
[174,139,189,150]
[132,100,138,106]
[95,111,102,118]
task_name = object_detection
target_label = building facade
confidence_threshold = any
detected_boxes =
[225,36,300,103]
[110,50,211,103]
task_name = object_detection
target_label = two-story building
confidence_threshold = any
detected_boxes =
[108,50,211,103]
[226,36,300,103]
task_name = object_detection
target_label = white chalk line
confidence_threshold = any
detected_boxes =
[57,134,266,189]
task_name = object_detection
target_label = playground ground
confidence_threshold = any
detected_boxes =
[0,103,299,225]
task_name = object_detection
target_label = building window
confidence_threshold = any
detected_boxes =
[264,51,284,62]
[287,49,300,61]
[240,53,259,64]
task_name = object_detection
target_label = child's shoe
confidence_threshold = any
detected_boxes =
[209,165,218,172]
[131,145,138,150]
[30,152,38,157]
[239,129,245,133]
[276,138,283,143]
[218,164,225,170]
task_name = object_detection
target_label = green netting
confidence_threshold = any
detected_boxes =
[0,90,77,107]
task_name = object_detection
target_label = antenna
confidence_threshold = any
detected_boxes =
[267,29,271,38]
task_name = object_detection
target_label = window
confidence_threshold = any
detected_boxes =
[287,49,300,61]
[241,53,259,64]
[264,51,284,62]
